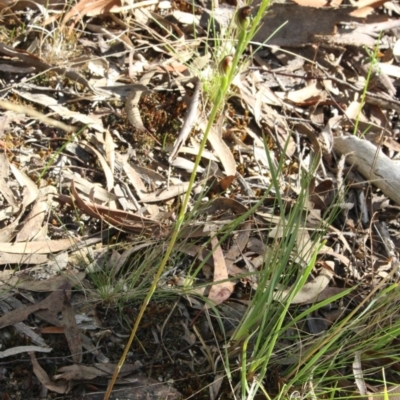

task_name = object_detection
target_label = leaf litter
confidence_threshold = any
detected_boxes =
[1,0,400,398]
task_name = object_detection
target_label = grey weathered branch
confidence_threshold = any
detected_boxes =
[333,135,400,205]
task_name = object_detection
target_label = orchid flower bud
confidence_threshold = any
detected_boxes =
[218,55,233,76]
[235,6,252,32]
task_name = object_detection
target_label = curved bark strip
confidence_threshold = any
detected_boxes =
[334,135,400,205]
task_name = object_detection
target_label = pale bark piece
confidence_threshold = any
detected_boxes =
[333,135,400,205]
[0,346,52,358]
[292,0,328,6]
[207,236,234,306]
[353,352,367,396]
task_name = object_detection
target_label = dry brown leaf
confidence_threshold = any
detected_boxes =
[295,229,314,267]
[82,143,114,192]
[0,206,24,242]
[282,81,327,105]
[0,44,95,94]
[224,221,251,270]
[59,181,161,233]
[309,179,335,211]
[15,91,104,132]
[319,246,350,267]
[10,164,39,208]
[0,238,78,254]
[62,172,117,203]
[207,237,234,306]
[55,363,140,381]
[0,253,48,265]
[253,2,359,47]
[62,293,82,364]
[202,197,248,215]
[292,0,328,7]
[119,154,159,216]
[218,175,236,191]
[368,386,400,400]
[62,0,121,26]
[210,373,224,400]
[0,284,67,329]
[0,177,17,208]
[16,186,57,242]
[274,266,334,304]
[29,352,69,394]
[2,272,85,292]
[268,227,315,267]
[69,375,182,399]
[170,157,205,173]
[139,182,191,203]
[199,119,236,176]
[165,145,219,162]
[125,84,152,132]
[169,77,200,163]
[104,130,115,174]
